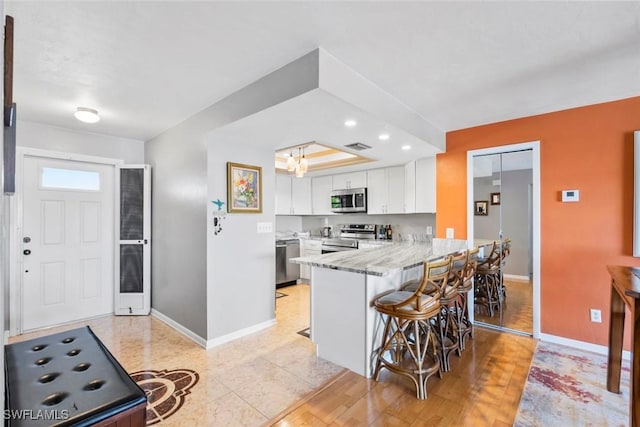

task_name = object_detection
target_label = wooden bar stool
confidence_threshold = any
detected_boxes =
[474,241,501,317]
[373,256,452,400]
[455,247,478,351]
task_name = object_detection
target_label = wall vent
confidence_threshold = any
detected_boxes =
[344,142,372,151]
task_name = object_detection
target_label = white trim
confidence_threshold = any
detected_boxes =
[152,308,277,350]
[151,308,208,348]
[10,147,123,335]
[540,333,631,361]
[205,319,277,349]
[504,274,530,281]
[4,330,9,345]
[466,141,541,338]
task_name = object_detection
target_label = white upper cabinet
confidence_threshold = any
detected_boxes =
[415,157,436,213]
[312,175,333,214]
[276,174,311,215]
[332,171,367,190]
[275,174,292,215]
[404,161,416,214]
[366,166,405,214]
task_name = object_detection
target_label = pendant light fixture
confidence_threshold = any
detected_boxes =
[299,146,308,174]
[286,150,296,172]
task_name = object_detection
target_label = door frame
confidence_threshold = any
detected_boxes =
[9,147,123,335]
[466,140,541,338]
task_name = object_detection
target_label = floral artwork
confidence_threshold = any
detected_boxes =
[227,162,262,213]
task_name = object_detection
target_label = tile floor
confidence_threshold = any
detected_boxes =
[9,284,345,426]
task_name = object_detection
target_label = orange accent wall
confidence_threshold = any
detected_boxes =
[437,96,640,346]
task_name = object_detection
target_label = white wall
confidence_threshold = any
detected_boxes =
[17,120,144,163]
[145,50,320,342]
[207,136,276,338]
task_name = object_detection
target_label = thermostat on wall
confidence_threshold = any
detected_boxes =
[562,189,580,202]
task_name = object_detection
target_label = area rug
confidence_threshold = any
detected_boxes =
[130,368,199,425]
[514,341,629,426]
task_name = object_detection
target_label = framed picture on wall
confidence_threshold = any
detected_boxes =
[227,162,262,213]
[491,192,501,205]
[474,200,488,216]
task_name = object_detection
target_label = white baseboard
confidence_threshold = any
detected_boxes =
[151,309,208,349]
[151,309,276,350]
[504,274,530,281]
[205,318,276,349]
[539,333,631,361]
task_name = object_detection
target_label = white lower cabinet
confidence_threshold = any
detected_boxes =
[300,239,322,280]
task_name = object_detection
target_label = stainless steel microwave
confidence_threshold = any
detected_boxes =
[330,188,367,213]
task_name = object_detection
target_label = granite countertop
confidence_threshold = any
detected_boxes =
[290,240,469,276]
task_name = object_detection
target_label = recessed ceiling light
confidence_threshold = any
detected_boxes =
[344,119,357,127]
[74,107,100,123]
[378,133,390,141]
[401,145,411,150]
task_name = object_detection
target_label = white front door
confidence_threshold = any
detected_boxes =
[22,155,115,331]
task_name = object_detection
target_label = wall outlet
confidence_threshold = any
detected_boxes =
[446,227,454,239]
[426,226,433,235]
[590,309,602,323]
[257,222,272,234]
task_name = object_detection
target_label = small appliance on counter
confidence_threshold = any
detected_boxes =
[322,226,332,238]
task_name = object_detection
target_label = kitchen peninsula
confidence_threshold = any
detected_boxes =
[291,239,467,377]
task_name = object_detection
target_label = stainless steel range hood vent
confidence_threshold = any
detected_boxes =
[344,142,372,151]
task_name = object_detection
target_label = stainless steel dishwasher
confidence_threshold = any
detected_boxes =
[276,239,300,288]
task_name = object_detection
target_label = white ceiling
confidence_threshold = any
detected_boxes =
[6,1,640,152]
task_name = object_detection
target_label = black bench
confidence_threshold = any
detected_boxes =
[5,326,147,426]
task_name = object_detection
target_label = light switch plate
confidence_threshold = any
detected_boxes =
[446,227,454,239]
[426,226,433,235]
[257,222,272,233]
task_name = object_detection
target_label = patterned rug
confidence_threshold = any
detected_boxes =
[514,341,629,426]
[130,368,199,425]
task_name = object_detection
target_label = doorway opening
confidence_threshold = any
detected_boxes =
[466,141,540,338]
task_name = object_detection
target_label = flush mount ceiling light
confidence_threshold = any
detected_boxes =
[378,133,390,141]
[74,107,100,124]
[401,145,412,150]
[344,119,357,127]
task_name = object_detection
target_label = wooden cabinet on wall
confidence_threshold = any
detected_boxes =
[276,175,311,215]
[312,175,333,215]
[366,166,405,214]
[332,171,367,190]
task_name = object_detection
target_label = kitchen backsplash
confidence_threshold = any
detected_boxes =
[276,213,436,238]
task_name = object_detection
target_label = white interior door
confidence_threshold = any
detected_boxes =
[22,155,115,331]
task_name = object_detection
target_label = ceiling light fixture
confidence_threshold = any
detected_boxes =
[286,150,296,172]
[74,107,100,124]
[378,133,390,141]
[344,119,357,127]
[401,145,412,150]
[294,147,309,178]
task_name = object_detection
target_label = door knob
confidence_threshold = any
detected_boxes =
[23,249,31,255]
[23,237,31,243]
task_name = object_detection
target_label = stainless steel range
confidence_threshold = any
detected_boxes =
[321,224,376,254]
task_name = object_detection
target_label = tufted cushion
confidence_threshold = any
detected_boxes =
[5,326,146,427]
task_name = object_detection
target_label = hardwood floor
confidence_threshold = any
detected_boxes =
[475,278,533,334]
[269,326,536,426]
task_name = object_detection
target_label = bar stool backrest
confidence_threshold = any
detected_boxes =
[463,247,479,288]
[447,251,467,292]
